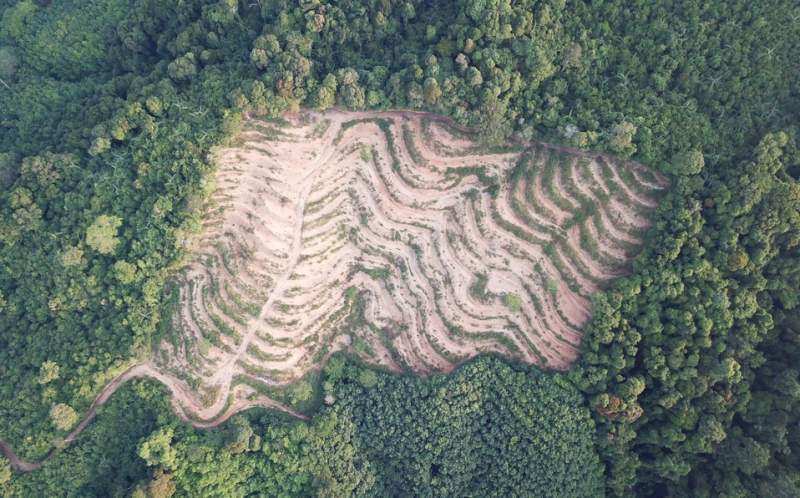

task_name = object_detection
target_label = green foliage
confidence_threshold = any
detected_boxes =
[136,409,375,497]
[9,358,602,498]
[330,356,605,497]
[575,132,800,496]
[167,52,197,81]
[670,149,706,176]
[113,260,138,285]
[9,380,175,497]
[356,369,379,388]
[0,1,798,496]
[1,0,131,80]
[469,272,493,303]
[684,312,800,497]
[608,122,637,158]
[0,456,11,487]
[545,278,559,296]
[85,215,122,255]
[502,292,522,312]
[60,245,83,267]
[0,0,241,458]
[138,427,178,470]
[146,469,176,498]
[0,1,36,40]
[49,403,78,431]
[289,380,313,404]
[0,45,16,79]
[36,361,59,385]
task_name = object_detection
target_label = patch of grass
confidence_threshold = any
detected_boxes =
[509,186,557,238]
[432,118,476,141]
[198,337,212,356]
[463,188,480,201]
[247,121,291,140]
[246,344,289,362]
[469,272,494,303]
[596,158,653,217]
[541,151,578,214]
[344,286,359,303]
[209,313,242,344]
[213,240,240,276]
[310,119,331,138]
[545,278,559,296]
[212,286,248,325]
[241,143,274,156]
[361,266,391,280]
[542,243,582,294]
[225,281,261,317]
[502,292,522,312]
[469,331,523,355]
[235,368,324,416]
[402,124,427,166]
[446,165,498,190]
[636,166,660,186]
[152,281,180,353]
[491,208,549,246]
[359,144,372,162]
[508,155,528,184]
[352,335,374,356]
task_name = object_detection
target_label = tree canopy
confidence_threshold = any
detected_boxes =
[0,0,798,496]
[6,357,603,498]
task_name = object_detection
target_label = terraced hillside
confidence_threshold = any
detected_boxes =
[155,110,667,406]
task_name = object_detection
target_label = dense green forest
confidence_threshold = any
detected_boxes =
[0,0,798,496]
[5,357,602,497]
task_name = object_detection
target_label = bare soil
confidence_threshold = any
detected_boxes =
[157,109,666,412]
[1,110,666,472]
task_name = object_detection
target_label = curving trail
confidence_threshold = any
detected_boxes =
[0,362,307,473]
[0,442,40,473]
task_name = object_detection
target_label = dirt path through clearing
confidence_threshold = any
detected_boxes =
[0,362,307,473]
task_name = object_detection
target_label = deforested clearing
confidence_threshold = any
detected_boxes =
[155,110,667,409]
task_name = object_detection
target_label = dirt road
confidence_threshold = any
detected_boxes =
[0,362,307,473]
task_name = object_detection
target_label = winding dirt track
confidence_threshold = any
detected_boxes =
[0,362,307,473]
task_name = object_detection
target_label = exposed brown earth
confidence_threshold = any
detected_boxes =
[1,110,667,473]
[155,109,666,418]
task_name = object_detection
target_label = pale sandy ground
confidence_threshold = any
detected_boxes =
[156,109,665,415]
[1,111,666,471]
